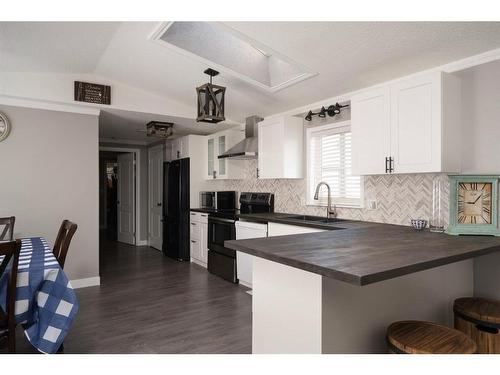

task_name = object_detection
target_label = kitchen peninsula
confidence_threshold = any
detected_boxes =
[225,218,500,353]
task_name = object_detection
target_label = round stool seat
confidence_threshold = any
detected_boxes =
[387,320,476,354]
[454,297,500,327]
[454,297,500,354]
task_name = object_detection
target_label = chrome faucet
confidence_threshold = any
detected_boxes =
[314,181,337,219]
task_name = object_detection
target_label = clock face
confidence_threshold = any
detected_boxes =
[457,182,492,224]
[0,113,10,142]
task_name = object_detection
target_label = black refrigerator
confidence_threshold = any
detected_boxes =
[162,158,190,261]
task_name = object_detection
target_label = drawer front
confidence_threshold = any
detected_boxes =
[199,213,209,224]
[190,220,201,240]
[190,238,201,261]
[190,211,201,222]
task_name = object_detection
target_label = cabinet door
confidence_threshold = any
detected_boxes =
[200,223,208,265]
[351,87,391,175]
[172,139,181,160]
[390,73,441,173]
[179,136,189,159]
[258,119,284,178]
[217,134,227,178]
[207,137,215,179]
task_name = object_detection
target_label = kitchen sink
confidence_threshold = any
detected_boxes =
[283,215,348,224]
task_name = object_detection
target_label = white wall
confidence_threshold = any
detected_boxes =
[0,105,99,281]
[457,59,500,174]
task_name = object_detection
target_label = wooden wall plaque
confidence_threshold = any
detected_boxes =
[74,81,111,105]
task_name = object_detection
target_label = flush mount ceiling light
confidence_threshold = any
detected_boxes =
[304,103,350,122]
[136,121,174,138]
[150,22,317,93]
[196,68,226,124]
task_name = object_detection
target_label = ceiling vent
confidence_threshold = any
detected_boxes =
[150,22,316,93]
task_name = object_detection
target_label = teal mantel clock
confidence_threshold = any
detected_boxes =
[447,175,500,236]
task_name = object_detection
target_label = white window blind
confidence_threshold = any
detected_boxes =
[307,122,362,207]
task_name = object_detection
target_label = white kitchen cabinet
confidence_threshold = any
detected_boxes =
[170,136,190,160]
[351,71,461,175]
[189,211,208,267]
[258,116,304,179]
[351,87,391,175]
[205,129,245,180]
[267,222,325,237]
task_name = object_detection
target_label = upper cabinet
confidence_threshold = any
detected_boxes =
[205,129,245,180]
[258,116,303,179]
[351,71,461,175]
[170,136,190,160]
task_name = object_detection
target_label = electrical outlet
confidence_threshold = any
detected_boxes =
[367,199,378,210]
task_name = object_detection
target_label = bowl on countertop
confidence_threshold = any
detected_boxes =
[411,219,427,231]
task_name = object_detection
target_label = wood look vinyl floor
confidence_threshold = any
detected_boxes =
[9,236,252,354]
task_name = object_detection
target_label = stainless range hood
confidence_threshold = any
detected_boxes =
[218,115,264,160]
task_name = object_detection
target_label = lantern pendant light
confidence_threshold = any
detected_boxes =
[196,68,226,123]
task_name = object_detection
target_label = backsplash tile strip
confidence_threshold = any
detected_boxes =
[201,159,449,227]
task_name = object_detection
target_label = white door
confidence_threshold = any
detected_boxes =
[148,146,163,250]
[351,86,391,175]
[258,119,284,178]
[117,153,136,245]
[390,72,441,173]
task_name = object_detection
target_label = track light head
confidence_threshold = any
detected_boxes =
[305,110,313,121]
[318,106,326,118]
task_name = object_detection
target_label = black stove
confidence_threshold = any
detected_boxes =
[207,192,274,283]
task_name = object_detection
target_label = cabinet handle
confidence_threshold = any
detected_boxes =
[191,222,196,226]
[385,157,389,173]
[201,214,207,217]
[190,213,196,216]
[256,168,260,178]
[191,240,197,243]
[177,150,180,159]
[213,170,217,179]
[389,157,394,173]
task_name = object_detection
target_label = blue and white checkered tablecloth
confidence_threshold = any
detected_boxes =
[0,237,79,354]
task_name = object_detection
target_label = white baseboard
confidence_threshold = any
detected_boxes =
[71,276,101,289]
[137,240,148,246]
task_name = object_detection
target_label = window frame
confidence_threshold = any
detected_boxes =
[305,120,364,209]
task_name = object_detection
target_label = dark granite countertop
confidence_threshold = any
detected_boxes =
[225,214,500,286]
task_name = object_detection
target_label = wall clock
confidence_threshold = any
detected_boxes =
[447,175,500,236]
[0,112,11,142]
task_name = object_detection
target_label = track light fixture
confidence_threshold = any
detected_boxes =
[304,102,349,121]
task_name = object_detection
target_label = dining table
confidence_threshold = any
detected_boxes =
[0,237,79,354]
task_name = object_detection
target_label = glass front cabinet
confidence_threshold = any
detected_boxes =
[205,130,245,180]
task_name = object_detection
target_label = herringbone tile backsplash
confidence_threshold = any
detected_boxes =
[202,160,449,227]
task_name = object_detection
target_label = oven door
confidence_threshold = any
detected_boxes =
[208,217,236,257]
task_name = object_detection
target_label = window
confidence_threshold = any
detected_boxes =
[306,121,363,208]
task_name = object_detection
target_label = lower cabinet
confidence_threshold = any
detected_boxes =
[190,211,208,267]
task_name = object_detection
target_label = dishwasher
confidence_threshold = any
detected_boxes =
[235,220,268,289]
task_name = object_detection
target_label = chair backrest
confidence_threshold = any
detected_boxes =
[53,220,78,269]
[0,240,22,322]
[0,216,15,241]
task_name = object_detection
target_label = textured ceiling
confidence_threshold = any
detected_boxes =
[2,21,500,141]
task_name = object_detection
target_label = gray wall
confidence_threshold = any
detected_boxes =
[0,105,99,281]
[99,142,148,242]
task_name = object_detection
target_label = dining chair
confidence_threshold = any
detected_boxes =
[0,217,15,241]
[53,220,78,269]
[0,239,22,353]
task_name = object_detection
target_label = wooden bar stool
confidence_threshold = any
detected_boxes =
[454,297,500,354]
[387,320,476,354]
